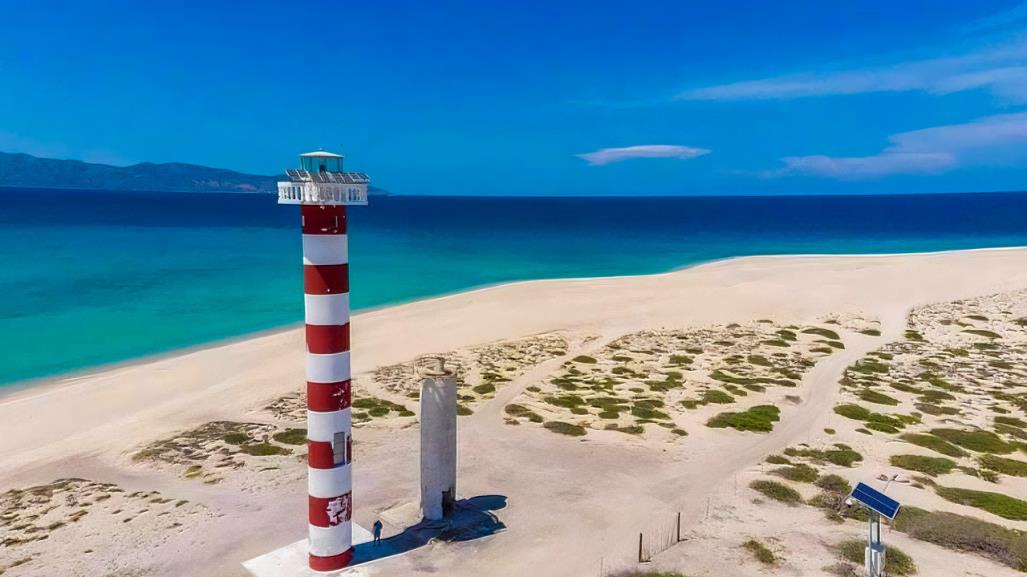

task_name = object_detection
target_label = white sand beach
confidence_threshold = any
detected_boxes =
[3,247,1027,577]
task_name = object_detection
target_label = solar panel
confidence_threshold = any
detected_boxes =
[850,482,901,519]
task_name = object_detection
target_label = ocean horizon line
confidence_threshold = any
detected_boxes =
[3,184,1027,200]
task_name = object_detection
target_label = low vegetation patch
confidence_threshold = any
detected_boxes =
[893,506,1027,571]
[889,454,956,476]
[271,428,307,445]
[814,474,851,494]
[707,405,781,433]
[543,421,587,437]
[238,442,291,457]
[859,389,900,406]
[899,433,967,458]
[742,539,777,565]
[978,454,1027,477]
[770,464,819,483]
[750,479,801,504]
[930,428,1014,454]
[784,444,863,467]
[837,539,916,576]
[803,327,841,340]
[935,486,1027,520]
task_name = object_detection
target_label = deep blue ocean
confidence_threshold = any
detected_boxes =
[2,188,1026,386]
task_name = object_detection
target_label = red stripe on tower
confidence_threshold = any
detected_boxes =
[304,264,350,295]
[307,380,352,412]
[305,324,351,355]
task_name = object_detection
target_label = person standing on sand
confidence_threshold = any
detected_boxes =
[372,519,383,545]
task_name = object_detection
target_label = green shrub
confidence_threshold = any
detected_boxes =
[825,447,864,467]
[859,389,900,406]
[930,429,1013,454]
[963,329,1002,339]
[771,464,819,483]
[222,432,249,445]
[935,487,1027,520]
[865,421,900,434]
[889,454,956,476]
[750,479,801,504]
[271,428,307,445]
[701,389,735,404]
[900,433,967,458]
[995,416,1026,428]
[803,327,841,340]
[765,454,791,465]
[572,355,597,363]
[543,421,587,436]
[707,405,781,433]
[472,383,496,395]
[834,404,871,420]
[742,539,776,565]
[978,454,1027,477]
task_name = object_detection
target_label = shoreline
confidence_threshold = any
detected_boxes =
[4,244,1027,403]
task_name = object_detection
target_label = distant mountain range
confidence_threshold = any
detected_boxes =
[0,152,387,195]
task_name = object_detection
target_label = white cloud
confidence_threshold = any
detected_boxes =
[769,111,1027,179]
[575,144,710,166]
[677,35,1027,103]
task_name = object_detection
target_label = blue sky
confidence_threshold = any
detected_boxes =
[3,1,1027,195]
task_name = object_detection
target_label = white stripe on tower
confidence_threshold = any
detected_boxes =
[302,204,354,572]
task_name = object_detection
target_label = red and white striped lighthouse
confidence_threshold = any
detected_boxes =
[278,151,370,572]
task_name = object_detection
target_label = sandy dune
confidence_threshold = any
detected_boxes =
[3,247,1027,577]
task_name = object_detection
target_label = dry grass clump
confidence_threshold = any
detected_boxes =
[131,421,300,485]
[376,333,568,410]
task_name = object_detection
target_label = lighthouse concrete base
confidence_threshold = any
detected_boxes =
[242,524,374,577]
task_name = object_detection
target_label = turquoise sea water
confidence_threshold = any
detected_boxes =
[1,188,1026,386]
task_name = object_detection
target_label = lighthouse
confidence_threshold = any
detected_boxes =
[278,151,370,572]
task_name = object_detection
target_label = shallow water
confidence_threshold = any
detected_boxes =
[1,188,1026,385]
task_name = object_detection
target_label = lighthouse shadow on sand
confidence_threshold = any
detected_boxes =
[351,495,508,565]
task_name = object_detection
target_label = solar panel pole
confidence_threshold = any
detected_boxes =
[865,511,884,577]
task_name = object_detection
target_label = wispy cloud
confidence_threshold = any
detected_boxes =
[768,111,1027,179]
[964,2,1027,34]
[772,153,956,179]
[677,35,1027,103]
[575,144,710,166]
